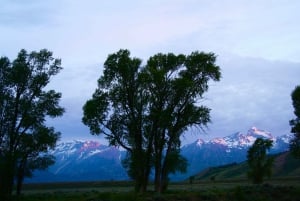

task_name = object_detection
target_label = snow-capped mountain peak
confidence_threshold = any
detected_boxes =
[196,127,289,149]
[179,127,292,180]
[210,137,227,145]
[246,126,273,139]
[28,127,293,183]
[196,139,205,146]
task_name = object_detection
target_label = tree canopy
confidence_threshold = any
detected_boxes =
[0,49,64,200]
[290,85,300,158]
[83,49,221,193]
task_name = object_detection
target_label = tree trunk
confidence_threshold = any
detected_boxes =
[160,142,173,193]
[154,162,162,192]
[154,146,164,193]
[16,158,27,196]
[0,154,15,201]
[131,149,149,193]
[134,178,142,193]
[134,169,148,193]
[161,166,169,193]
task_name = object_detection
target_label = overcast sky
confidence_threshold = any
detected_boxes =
[1,0,299,144]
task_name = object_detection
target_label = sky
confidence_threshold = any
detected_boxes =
[1,0,300,144]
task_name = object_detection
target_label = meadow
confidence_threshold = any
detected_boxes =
[19,178,300,201]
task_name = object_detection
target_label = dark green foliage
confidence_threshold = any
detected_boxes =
[290,85,300,158]
[83,50,150,193]
[0,49,64,200]
[82,49,221,193]
[247,138,274,184]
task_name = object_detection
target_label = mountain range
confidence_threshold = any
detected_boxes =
[27,127,293,183]
[177,127,292,180]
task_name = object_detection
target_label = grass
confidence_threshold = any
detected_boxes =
[22,181,134,194]
[17,179,300,201]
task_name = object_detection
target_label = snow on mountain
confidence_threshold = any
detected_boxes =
[28,140,128,183]
[196,139,205,146]
[196,127,282,149]
[28,127,293,182]
[177,127,293,180]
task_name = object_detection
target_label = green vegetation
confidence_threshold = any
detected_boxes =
[290,85,300,158]
[0,49,64,200]
[13,151,300,200]
[18,181,300,201]
[82,49,221,193]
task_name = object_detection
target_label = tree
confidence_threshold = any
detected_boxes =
[82,49,221,193]
[247,138,274,184]
[83,49,149,192]
[290,86,300,158]
[0,49,64,200]
[142,52,220,192]
[15,127,59,196]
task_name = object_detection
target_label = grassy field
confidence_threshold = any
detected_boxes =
[18,179,300,201]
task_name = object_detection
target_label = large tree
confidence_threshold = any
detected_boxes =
[290,85,300,158]
[142,52,220,192]
[247,138,274,184]
[82,49,221,193]
[83,50,150,192]
[0,49,64,200]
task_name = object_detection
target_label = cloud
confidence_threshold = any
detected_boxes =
[202,55,300,139]
[47,53,300,144]
[1,0,299,143]
[0,1,62,27]
[1,0,299,63]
